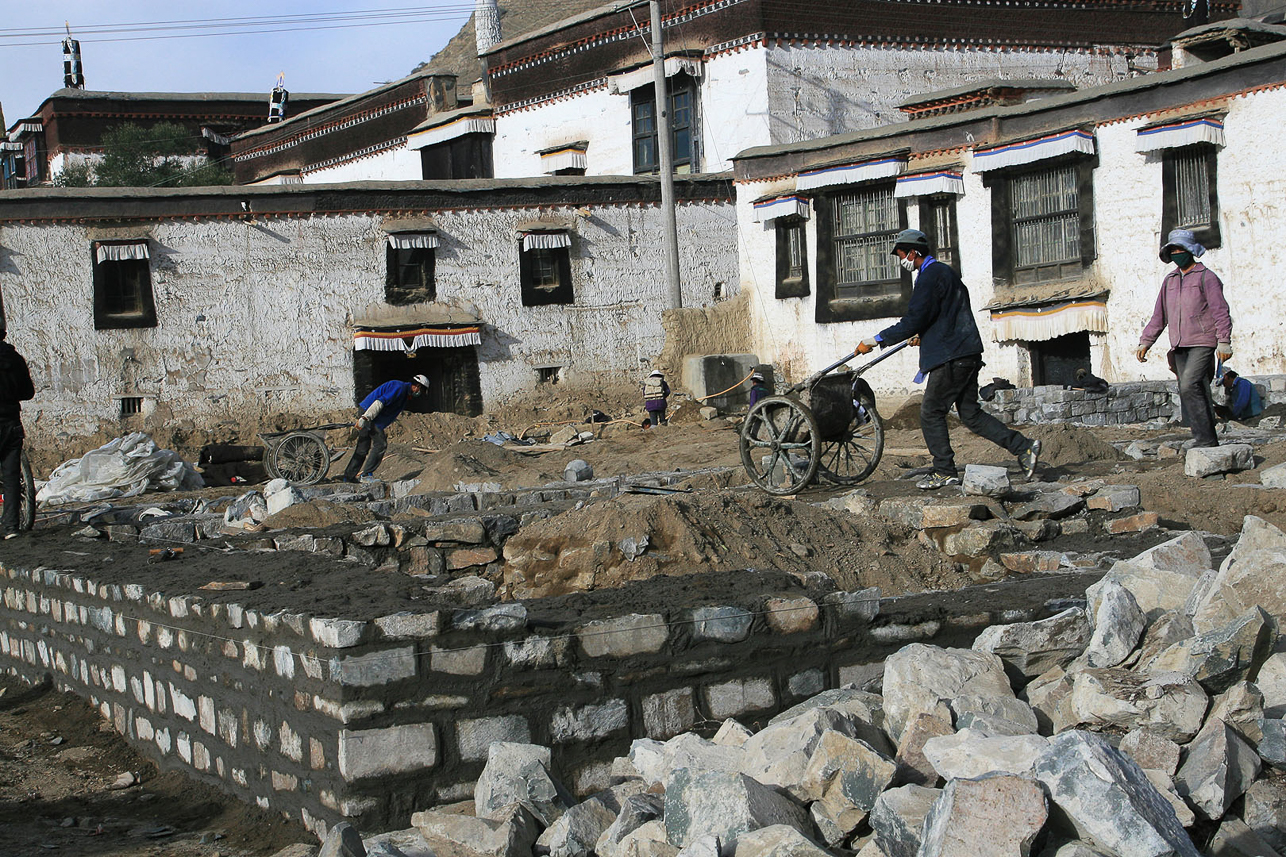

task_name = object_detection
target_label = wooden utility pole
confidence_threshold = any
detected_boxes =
[650,0,683,309]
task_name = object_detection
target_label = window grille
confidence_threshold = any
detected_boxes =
[1011,166,1080,270]
[927,198,957,270]
[833,187,900,297]
[1173,150,1211,229]
[120,396,143,416]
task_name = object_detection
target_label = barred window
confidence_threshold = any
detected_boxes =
[921,195,960,273]
[774,218,809,299]
[1010,166,1082,284]
[1172,150,1211,229]
[1162,144,1219,249]
[833,186,901,298]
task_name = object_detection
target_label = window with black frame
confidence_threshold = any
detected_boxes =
[774,218,809,298]
[519,234,574,306]
[832,186,902,300]
[1162,144,1220,249]
[385,234,437,305]
[92,241,157,329]
[919,195,961,274]
[631,73,696,174]
[989,159,1096,287]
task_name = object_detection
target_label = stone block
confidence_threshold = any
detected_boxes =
[882,644,1013,742]
[422,520,488,545]
[550,700,629,744]
[1118,729,1180,776]
[337,723,437,781]
[1086,485,1141,512]
[329,648,416,687]
[893,712,953,787]
[1243,777,1286,852]
[430,644,488,676]
[729,825,830,856]
[536,788,626,857]
[921,730,1049,781]
[1011,492,1084,521]
[447,546,499,570]
[1185,443,1254,478]
[453,603,527,633]
[797,728,896,806]
[1103,512,1160,535]
[374,611,440,639]
[869,784,941,857]
[1032,731,1200,857]
[643,688,696,740]
[999,551,1064,573]
[1207,817,1285,857]
[596,793,664,856]
[972,607,1090,679]
[456,716,532,763]
[764,597,818,634]
[1147,607,1274,694]
[318,821,364,857]
[1068,668,1208,743]
[311,618,369,649]
[663,769,808,850]
[1176,720,1261,821]
[1262,462,1286,489]
[962,465,1010,497]
[879,497,926,528]
[705,678,775,720]
[475,742,573,827]
[1084,579,1146,669]
[920,502,990,529]
[919,774,1047,857]
[941,521,1020,558]
[1208,682,1265,744]
[579,614,668,658]
[823,588,881,621]
[412,803,539,857]
[564,459,594,482]
[1258,652,1286,718]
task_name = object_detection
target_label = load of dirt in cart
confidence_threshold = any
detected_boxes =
[498,489,970,599]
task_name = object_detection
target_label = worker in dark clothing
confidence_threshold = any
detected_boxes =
[342,374,428,483]
[643,370,670,426]
[856,229,1040,490]
[1216,369,1263,422]
[0,323,35,538]
[748,372,770,407]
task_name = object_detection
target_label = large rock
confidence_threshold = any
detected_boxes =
[810,777,870,848]
[1175,720,1261,821]
[1208,681,1265,744]
[882,644,1014,742]
[1206,817,1285,857]
[1011,491,1084,521]
[1025,666,1078,735]
[1031,730,1201,857]
[921,729,1049,781]
[1256,652,1286,718]
[1118,729,1180,776]
[1133,611,1196,672]
[1140,769,1196,828]
[796,729,895,806]
[727,825,831,856]
[475,742,573,827]
[1145,607,1274,694]
[1090,533,1210,622]
[319,823,366,857]
[919,774,1048,857]
[629,732,744,788]
[1084,580,1146,669]
[1259,719,1286,769]
[741,708,873,796]
[1197,550,1286,637]
[893,712,954,787]
[1243,777,1286,853]
[972,608,1090,680]
[596,794,664,857]
[663,770,808,850]
[869,784,941,857]
[1038,842,1113,857]
[1185,443,1254,477]
[1068,668,1208,743]
[951,692,1039,736]
[411,803,539,857]
[538,783,643,857]
[963,464,1010,497]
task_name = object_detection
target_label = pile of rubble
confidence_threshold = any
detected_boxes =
[296,514,1286,857]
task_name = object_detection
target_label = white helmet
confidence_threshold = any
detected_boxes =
[411,374,430,391]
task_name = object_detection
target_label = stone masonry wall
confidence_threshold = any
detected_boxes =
[0,558,1092,839]
[983,375,1286,427]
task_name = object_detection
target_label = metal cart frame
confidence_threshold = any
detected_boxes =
[258,422,350,485]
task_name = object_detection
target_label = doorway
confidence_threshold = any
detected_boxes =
[353,346,483,416]
[1028,332,1091,387]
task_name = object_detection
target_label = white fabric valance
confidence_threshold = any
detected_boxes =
[540,148,588,174]
[972,130,1095,172]
[0,141,21,152]
[406,116,495,150]
[1134,118,1225,153]
[95,242,150,263]
[753,195,810,223]
[354,326,482,352]
[795,156,904,192]
[609,57,703,95]
[521,232,571,251]
[13,122,42,136]
[387,233,440,250]
[894,170,965,199]
[989,298,1108,343]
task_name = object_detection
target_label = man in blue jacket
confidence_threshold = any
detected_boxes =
[856,229,1040,490]
[0,323,35,538]
[341,374,429,483]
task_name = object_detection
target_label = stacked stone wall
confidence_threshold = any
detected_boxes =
[0,559,1093,838]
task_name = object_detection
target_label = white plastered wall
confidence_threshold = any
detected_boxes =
[0,197,738,448]
[492,86,633,177]
[299,146,423,182]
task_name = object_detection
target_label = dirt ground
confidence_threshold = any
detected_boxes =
[6,389,1286,854]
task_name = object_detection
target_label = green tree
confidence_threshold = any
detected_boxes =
[51,161,93,187]
[93,122,233,188]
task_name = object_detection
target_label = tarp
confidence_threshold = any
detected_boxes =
[37,433,204,505]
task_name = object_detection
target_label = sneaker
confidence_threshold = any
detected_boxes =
[1019,439,1042,479]
[337,475,358,484]
[4,532,19,540]
[359,473,380,483]
[916,472,961,490]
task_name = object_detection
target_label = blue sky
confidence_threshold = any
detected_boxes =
[0,2,473,124]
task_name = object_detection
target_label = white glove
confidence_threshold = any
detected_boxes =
[357,416,369,430]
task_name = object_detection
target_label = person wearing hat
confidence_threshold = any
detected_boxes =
[856,228,1041,489]
[1137,228,1233,449]
[341,374,429,482]
[642,369,670,426]
[1215,367,1263,422]
[0,322,34,539]
[748,372,770,408]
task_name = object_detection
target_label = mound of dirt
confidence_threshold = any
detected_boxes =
[1025,423,1127,466]
[262,499,381,529]
[411,439,562,492]
[499,489,969,599]
[884,395,925,431]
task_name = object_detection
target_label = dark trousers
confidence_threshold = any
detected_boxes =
[921,356,1029,476]
[646,406,667,425]
[1173,346,1218,447]
[0,420,24,534]
[343,423,387,479]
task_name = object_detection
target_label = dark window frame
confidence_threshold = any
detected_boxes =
[813,181,910,324]
[92,243,157,330]
[919,194,962,275]
[774,217,810,299]
[384,242,437,305]
[519,241,574,307]
[631,72,697,175]
[987,155,1097,288]
[1161,143,1221,250]
[420,133,494,180]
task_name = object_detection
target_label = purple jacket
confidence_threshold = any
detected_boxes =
[1139,263,1232,350]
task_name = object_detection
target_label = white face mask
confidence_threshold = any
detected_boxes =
[899,255,918,272]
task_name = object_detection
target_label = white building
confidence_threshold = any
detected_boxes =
[731,29,1286,397]
[0,177,736,450]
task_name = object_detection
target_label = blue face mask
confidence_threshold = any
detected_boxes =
[1170,251,1194,268]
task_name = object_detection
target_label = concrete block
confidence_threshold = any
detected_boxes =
[337,723,437,781]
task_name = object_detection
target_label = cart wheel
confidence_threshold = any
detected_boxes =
[268,432,330,485]
[740,396,822,495]
[15,451,35,532]
[818,394,885,485]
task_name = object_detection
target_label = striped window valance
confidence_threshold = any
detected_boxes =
[989,298,1108,343]
[894,170,965,199]
[1134,117,1225,153]
[95,242,150,263]
[972,130,1095,172]
[521,232,571,252]
[795,156,904,192]
[387,233,439,250]
[406,116,496,150]
[354,325,482,352]
[752,195,810,223]
[609,57,703,95]
[540,147,588,174]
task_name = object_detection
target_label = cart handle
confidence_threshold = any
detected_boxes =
[787,339,912,395]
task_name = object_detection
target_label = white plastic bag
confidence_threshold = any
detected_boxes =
[37,432,205,505]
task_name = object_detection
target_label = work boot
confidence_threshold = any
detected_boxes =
[1019,439,1042,479]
